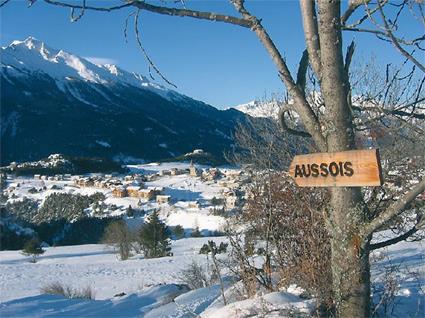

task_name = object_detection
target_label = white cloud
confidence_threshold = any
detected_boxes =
[83,56,118,66]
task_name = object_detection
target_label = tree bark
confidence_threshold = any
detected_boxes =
[329,188,371,317]
[317,1,371,316]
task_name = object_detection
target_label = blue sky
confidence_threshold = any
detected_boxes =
[1,0,422,108]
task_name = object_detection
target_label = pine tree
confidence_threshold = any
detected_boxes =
[172,225,185,239]
[138,211,171,258]
[126,205,134,217]
[22,237,44,263]
[191,226,202,237]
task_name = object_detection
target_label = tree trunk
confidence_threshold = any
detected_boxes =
[329,188,371,317]
[317,1,371,316]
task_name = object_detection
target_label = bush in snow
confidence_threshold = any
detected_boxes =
[190,226,203,238]
[22,237,44,263]
[198,240,228,305]
[199,241,228,255]
[227,172,332,313]
[138,210,171,258]
[41,282,94,300]
[180,261,209,289]
[102,220,133,260]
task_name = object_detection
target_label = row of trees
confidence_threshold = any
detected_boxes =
[103,210,217,260]
[103,211,171,260]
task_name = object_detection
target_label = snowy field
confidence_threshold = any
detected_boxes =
[0,235,423,317]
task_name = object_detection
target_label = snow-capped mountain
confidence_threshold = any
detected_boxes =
[2,37,183,100]
[232,100,283,118]
[1,37,246,165]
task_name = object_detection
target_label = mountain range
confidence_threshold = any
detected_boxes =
[1,37,247,165]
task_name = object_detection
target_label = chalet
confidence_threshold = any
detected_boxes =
[217,180,228,187]
[94,180,103,188]
[170,168,184,176]
[203,168,221,181]
[188,201,201,209]
[127,185,143,197]
[34,174,41,179]
[112,186,127,198]
[134,174,145,182]
[189,165,201,177]
[160,170,172,176]
[138,189,155,200]
[100,181,109,189]
[77,177,94,187]
[156,195,171,204]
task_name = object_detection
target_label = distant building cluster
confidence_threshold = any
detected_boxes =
[3,157,254,212]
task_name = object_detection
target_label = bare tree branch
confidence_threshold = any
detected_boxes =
[43,0,134,12]
[123,11,136,43]
[343,1,387,28]
[231,0,327,151]
[131,0,253,28]
[377,1,425,72]
[300,0,322,79]
[344,40,355,74]
[279,109,312,138]
[42,0,253,29]
[369,216,424,250]
[70,0,86,22]
[341,0,371,25]
[352,104,425,120]
[364,179,425,236]
[134,9,177,88]
[296,49,309,93]
[0,0,11,8]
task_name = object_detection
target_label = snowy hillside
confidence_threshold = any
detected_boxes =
[0,236,422,317]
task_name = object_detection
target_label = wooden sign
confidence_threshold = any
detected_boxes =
[289,149,383,187]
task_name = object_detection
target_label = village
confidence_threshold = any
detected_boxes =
[1,158,254,233]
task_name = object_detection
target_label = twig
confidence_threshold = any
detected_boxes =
[134,9,177,88]
[70,0,86,22]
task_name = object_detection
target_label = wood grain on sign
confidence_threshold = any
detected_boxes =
[289,149,383,187]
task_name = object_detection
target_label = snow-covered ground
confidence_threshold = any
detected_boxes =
[0,237,226,303]
[0,236,423,317]
[2,162,423,317]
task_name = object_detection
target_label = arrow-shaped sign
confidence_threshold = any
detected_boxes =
[289,149,383,187]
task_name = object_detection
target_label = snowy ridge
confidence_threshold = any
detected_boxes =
[232,100,283,119]
[1,37,174,98]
